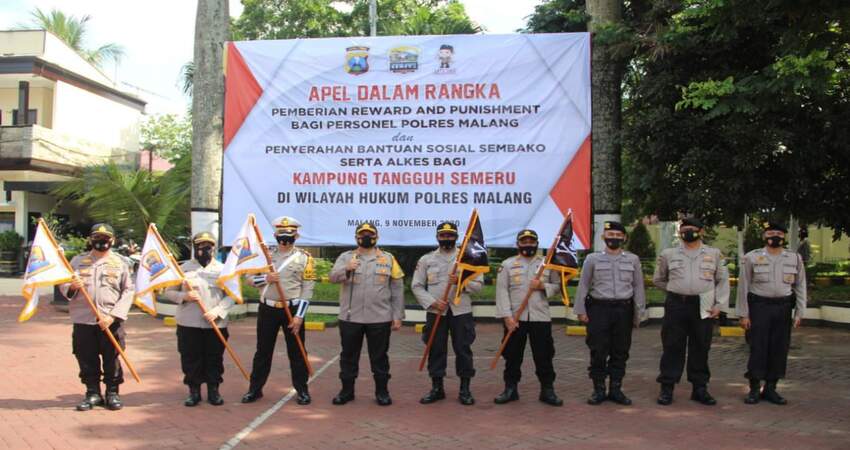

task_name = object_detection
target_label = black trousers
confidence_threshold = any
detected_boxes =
[72,321,125,387]
[585,300,634,381]
[501,321,555,385]
[421,310,476,378]
[657,294,714,386]
[177,325,228,386]
[249,303,308,392]
[338,320,392,382]
[746,295,794,381]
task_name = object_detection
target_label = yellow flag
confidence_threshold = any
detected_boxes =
[19,220,75,322]
[134,224,184,315]
[217,214,270,303]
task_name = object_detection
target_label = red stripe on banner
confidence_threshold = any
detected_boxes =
[224,42,263,151]
[549,135,592,247]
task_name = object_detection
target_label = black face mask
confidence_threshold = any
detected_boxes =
[438,238,457,250]
[604,238,624,250]
[681,230,701,243]
[195,246,214,267]
[766,236,785,248]
[357,236,376,248]
[91,239,112,252]
[276,235,295,245]
[518,245,538,257]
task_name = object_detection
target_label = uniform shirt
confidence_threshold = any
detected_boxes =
[329,249,405,323]
[573,250,646,323]
[163,259,235,328]
[251,246,316,317]
[62,251,135,325]
[736,248,807,320]
[411,247,483,316]
[495,254,560,322]
[653,243,730,318]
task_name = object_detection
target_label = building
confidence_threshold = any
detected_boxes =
[0,29,145,245]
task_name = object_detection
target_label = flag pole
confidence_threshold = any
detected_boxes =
[490,213,572,370]
[151,224,250,381]
[42,219,142,383]
[251,219,314,376]
[418,209,478,372]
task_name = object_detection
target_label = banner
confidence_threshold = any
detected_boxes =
[218,214,271,304]
[19,219,75,322]
[223,33,591,248]
[134,224,184,316]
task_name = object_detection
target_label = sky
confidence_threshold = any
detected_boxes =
[0,0,542,115]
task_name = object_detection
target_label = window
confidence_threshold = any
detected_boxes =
[12,109,38,125]
[0,212,14,233]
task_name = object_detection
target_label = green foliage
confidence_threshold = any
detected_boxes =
[60,235,88,261]
[0,230,24,253]
[141,114,193,163]
[626,222,656,258]
[20,8,124,67]
[743,217,767,253]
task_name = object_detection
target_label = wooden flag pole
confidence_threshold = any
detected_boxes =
[418,209,477,372]
[251,220,314,376]
[151,225,250,381]
[42,219,142,383]
[490,215,571,370]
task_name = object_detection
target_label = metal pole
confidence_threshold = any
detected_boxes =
[369,0,377,36]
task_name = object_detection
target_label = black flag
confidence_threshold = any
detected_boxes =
[454,209,489,305]
[545,212,579,306]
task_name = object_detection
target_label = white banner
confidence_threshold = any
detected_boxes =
[223,33,592,247]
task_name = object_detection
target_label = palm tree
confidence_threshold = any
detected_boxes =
[22,8,124,67]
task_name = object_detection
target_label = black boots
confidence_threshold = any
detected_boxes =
[538,383,563,407]
[332,379,355,405]
[207,384,224,406]
[76,383,104,411]
[420,377,446,404]
[762,380,787,405]
[296,386,312,405]
[241,388,264,403]
[375,377,392,406]
[494,383,519,404]
[184,385,202,407]
[657,383,674,405]
[745,379,760,405]
[105,385,123,411]
[587,379,607,405]
[608,380,632,405]
[458,377,475,406]
[691,385,717,406]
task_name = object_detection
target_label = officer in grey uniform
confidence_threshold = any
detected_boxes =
[329,222,405,406]
[412,221,482,405]
[653,217,730,406]
[494,229,564,407]
[62,223,134,411]
[573,221,646,405]
[737,222,806,405]
[164,232,235,407]
[242,216,316,405]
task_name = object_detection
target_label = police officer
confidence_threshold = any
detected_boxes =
[164,232,234,407]
[653,217,730,406]
[62,224,134,411]
[412,222,482,405]
[242,217,316,405]
[494,229,563,407]
[573,221,646,405]
[329,222,404,406]
[737,222,806,405]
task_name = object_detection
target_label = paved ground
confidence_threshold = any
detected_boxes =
[1,295,849,450]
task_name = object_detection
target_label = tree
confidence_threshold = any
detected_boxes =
[21,8,124,67]
[141,114,193,163]
[626,222,655,259]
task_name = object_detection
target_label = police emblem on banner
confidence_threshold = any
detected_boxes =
[25,246,54,277]
[389,46,420,73]
[142,251,168,280]
[345,46,370,75]
[231,237,258,264]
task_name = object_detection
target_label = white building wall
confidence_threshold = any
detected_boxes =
[52,80,141,152]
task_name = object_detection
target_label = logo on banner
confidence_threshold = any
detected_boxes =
[231,237,258,264]
[25,246,54,276]
[142,251,168,280]
[345,46,370,75]
[389,46,420,73]
[435,44,455,74]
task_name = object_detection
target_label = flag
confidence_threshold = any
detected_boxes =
[217,214,270,304]
[19,219,75,322]
[453,209,490,305]
[545,212,580,306]
[134,224,184,316]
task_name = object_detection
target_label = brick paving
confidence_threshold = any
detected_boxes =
[1,295,849,450]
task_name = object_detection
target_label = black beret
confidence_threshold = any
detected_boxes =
[680,217,704,229]
[763,222,787,233]
[604,221,626,233]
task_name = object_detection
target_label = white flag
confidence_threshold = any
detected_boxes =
[20,220,75,322]
[217,214,270,304]
[134,224,184,315]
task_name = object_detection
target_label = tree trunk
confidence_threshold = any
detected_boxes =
[191,0,229,241]
[587,0,625,250]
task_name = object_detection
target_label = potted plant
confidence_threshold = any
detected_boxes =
[0,230,24,275]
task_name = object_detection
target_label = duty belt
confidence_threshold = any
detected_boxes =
[262,298,300,309]
[747,293,794,305]
[666,292,700,302]
[588,297,633,306]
